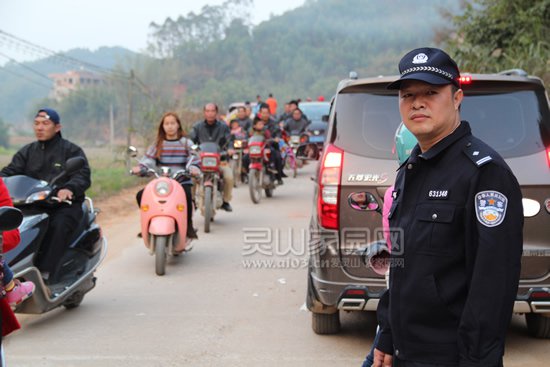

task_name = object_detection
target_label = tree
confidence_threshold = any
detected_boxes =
[440,0,550,86]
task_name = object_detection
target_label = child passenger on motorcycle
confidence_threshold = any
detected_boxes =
[131,112,200,241]
[229,120,247,142]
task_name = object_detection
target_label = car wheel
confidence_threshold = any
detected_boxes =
[526,313,550,338]
[312,311,340,334]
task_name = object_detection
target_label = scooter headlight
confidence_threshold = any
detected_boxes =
[201,157,218,168]
[26,190,51,203]
[155,181,172,197]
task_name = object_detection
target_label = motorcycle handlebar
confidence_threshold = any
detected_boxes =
[51,196,73,206]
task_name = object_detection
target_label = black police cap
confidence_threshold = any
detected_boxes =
[387,47,460,90]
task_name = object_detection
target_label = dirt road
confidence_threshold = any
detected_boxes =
[4,164,549,366]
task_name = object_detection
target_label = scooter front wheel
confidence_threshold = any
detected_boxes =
[154,235,168,276]
[249,168,262,204]
[204,186,213,233]
[63,291,85,310]
[230,159,239,187]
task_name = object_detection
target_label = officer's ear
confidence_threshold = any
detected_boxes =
[453,88,463,111]
[55,123,62,134]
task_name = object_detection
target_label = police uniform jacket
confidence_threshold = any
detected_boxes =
[0,134,91,203]
[376,121,523,366]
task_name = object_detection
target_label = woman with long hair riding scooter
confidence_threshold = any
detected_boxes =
[131,112,200,242]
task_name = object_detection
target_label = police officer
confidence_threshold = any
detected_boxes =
[373,47,523,367]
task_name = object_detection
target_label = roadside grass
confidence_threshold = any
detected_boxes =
[85,147,147,199]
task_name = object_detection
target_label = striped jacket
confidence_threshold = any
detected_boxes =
[139,138,198,184]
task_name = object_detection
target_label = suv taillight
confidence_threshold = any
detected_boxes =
[317,144,343,229]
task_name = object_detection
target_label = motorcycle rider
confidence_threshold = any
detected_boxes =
[258,105,285,184]
[288,100,309,122]
[230,106,252,132]
[278,103,291,125]
[132,111,200,241]
[283,108,309,134]
[242,116,273,177]
[189,103,234,212]
[0,108,91,282]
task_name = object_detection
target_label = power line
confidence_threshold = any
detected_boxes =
[0,51,52,82]
[0,29,128,80]
[0,66,51,89]
[0,29,156,101]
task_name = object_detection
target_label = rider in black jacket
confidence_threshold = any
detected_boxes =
[188,103,234,211]
[0,108,91,281]
[258,105,285,184]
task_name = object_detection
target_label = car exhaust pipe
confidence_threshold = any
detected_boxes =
[337,298,366,311]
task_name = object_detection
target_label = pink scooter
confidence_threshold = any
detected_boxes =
[129,146,194,276]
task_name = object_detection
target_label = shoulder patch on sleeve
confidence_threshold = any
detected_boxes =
[463,141,493,167]
[475,190,507,227]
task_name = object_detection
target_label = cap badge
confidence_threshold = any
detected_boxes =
[412,53,428,64]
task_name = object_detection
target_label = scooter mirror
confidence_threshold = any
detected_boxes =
[65,156,86,174]
[127,146,138,158]
[296,143,320,160]
[0,207,23,232]
[348,191,380,212]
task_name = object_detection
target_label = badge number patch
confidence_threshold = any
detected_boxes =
[475,190,507,227]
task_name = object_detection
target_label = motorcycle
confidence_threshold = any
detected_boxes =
[129,146,195,276]
[248,135,278,204]
[195,142,225,233]
[288,130,310,169]
[230,138,247,186]
[3,157,107,313]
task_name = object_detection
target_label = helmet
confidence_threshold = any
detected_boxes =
[394,122,417,165]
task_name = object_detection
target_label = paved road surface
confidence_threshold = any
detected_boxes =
[5,164,549,366]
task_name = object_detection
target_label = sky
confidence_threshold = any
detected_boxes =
[0,0,304,62]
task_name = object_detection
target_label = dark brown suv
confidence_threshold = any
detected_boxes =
[306,69,550,338]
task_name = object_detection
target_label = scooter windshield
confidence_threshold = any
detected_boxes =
[3,175,49,204]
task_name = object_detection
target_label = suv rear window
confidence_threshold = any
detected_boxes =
[334,83,550,159]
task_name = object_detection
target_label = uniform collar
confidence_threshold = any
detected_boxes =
[399,121,471,169]
[418,120,471,160]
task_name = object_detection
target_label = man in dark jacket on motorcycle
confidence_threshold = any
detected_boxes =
[283,108,309,134]
[258,105,285,184]
[0,108,91,282]
[188,103,234,211]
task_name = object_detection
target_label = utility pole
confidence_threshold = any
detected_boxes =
[126,69,134,170]
[109,103,114,154]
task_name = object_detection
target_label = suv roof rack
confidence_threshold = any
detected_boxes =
[498,69,528,77]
